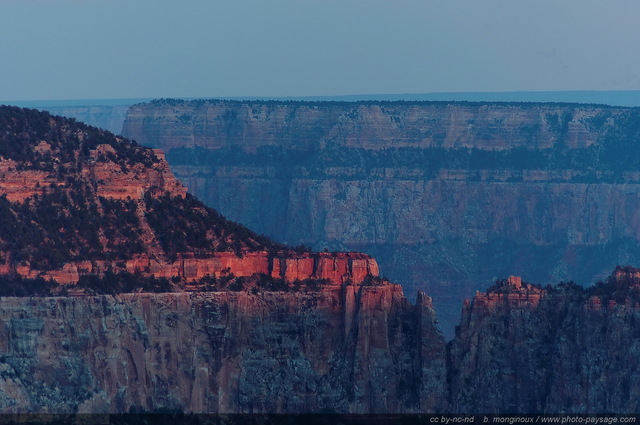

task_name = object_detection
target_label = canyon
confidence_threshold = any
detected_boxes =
[0,285,446,414]
[0,106,448,414]
[122,99,640,334]
[3,105,640,414]
[450,267,640,413]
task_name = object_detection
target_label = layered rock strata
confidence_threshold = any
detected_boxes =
[122,99,640,335]
[449,269,640,413]
[5,252,379,286]
[0,284,446,414]
[4,267,640,414]
[0,106,380,288]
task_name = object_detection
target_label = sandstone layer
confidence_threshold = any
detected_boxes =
[122,99,640,334]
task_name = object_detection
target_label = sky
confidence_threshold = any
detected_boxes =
[1,0,640,101]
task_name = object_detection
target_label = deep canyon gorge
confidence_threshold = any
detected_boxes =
[1,104,640,413]
[122,99,640,334]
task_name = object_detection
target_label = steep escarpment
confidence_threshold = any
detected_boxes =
[8,104,640,414]
[0,284,446,414]
[0,106,448,414]
[449,268,640,413]
[123,99,640,334]
[5,262,640,414]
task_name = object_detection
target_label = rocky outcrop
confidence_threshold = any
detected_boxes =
[5,265,640,414]
[86,147,187,200]
[0,106,386,289]
[122,99,640,335]
[0,145,184,203]
[10,251,379,286]
[0,283,446,414]
[449,268,640,413]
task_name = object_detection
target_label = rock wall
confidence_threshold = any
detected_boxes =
[0,284,446,414]
[12,251,380,286]
[449,271,640,413]
[122,99,640,335]
[4,268,640,414]
[122,100,613,152]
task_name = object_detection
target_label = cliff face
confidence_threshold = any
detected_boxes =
[0,105,450,414]
[8,104,640,414]
[449,270,640,413]
[0,284,446,414]
[123,100,613,152]
[5,264,640,414]
[122,99,640,334]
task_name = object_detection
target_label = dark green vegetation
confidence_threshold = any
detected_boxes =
[486,265,640,302]
[146,97,624,109]
[0,271,331,296]
[0,190,147,269]
[77,271,173,295]
[75,270,328,295]
[585,265,640,303]
[0,106,285,287]
[0,187,281,271]
[144,192,283,260]
[0,274,56,297]
[0,105,158,172]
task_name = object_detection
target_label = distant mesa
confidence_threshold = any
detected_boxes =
[119,97,640,336]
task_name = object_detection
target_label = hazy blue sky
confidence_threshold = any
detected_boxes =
[1,0,639,101]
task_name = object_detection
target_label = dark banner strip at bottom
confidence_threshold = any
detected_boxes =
[0,414,637,425]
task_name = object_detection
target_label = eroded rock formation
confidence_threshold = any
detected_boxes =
[5,105,640,414]
[0,284,446,414]
[122,99,640,334]
[449,267,640,413]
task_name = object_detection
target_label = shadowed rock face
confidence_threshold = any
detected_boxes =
[122,99,640,335]
[0,106,448,414]
[449,268,640,414]
[5,267,640,414]
[0,285,446,414]
[7,104,640,414]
